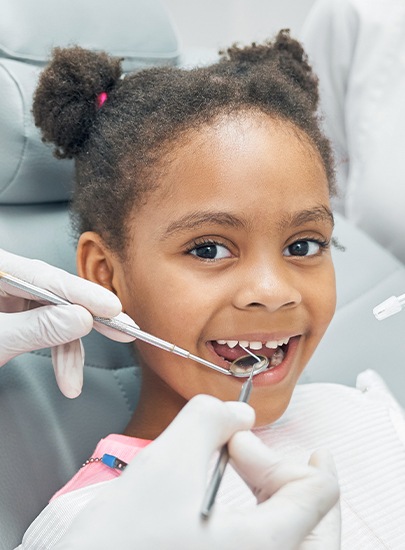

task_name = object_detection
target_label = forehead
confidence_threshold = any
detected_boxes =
[161,112,327,195]
[133,112,331,237]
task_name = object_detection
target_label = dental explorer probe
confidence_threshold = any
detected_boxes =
[200,346,258,519]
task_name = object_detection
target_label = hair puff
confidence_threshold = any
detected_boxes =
[33,46,122,159]
[220,30,319,111]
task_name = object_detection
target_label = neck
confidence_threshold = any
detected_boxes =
[124,368,187,440]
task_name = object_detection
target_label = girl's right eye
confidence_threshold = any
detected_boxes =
[188,242,232,261]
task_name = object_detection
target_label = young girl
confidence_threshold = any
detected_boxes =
[20,32,405,548]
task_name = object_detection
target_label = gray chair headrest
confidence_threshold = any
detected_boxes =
[0,0,180,205]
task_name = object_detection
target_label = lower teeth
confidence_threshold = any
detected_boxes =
[221,345,286,370]
[269,347,285,368]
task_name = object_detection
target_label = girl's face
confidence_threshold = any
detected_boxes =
[83,113,336,438]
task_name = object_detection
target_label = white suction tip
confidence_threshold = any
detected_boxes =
[373,296,403,320]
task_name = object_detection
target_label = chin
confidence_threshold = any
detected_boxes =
[251,390,295,427]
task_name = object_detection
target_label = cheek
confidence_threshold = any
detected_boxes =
[118,266,210,342]
[308,264,336,336]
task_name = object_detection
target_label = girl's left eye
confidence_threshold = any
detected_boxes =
[188,243,232,260]
[284,239,325,257]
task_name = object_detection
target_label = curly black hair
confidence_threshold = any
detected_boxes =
[33,30,335,256]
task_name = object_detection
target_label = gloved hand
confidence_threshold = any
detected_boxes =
[228,431,341,550]
[0,249,136,398]
[54,395,340,550]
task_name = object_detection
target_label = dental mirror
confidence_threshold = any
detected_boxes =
[229,354,269,377]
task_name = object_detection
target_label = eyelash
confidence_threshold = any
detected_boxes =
[185,237,330,261]
[185,239,232,262]
[284,237,330,257]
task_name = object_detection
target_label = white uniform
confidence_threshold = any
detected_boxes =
[301,0,405,263]
[16,371,405,549]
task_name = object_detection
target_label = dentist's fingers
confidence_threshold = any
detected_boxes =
[224,431,340,549]
[0,248,121,318]
[0,304,136,396]
[0,248,139,398]
[299,449,341,550]
[51,339,84,399]
[229,431,337,502]
[93,311,139,343]
[0,304,91,397]
[0,305,93,363]
[1,249,137,343]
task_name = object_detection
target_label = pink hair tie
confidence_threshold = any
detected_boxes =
[97,92,108,108]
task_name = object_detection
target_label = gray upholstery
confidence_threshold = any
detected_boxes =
[0,0,180,205]
[1,2,405,548]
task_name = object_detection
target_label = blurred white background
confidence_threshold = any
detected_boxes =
[161,0,316,51]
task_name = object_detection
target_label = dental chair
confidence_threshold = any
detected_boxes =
[1,1,405,548]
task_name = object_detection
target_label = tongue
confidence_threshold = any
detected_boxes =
[211,342,277,362]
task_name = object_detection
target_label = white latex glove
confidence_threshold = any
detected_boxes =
[229,431,341,550]
[54,395,340,550]
[0,249,136,398]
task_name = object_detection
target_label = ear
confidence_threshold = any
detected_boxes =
[77,232,122,296]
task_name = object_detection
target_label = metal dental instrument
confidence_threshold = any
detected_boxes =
[229,353,268,377]
[201,346,259,519]
[0,271,269,378]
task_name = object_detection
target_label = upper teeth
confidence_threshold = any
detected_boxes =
[215,338,290,350]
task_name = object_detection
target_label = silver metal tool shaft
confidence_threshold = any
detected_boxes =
[92,314,232,376]
[201,347,255,518]
[0,271,231,376]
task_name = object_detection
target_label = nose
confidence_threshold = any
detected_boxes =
[232,257,302,312]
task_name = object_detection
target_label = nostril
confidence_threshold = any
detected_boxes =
[247,300,297,309]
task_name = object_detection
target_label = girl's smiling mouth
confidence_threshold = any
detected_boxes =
[207,335,299,373]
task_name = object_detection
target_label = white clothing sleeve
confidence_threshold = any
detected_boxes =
[15,482,108,550]
[301,0,405,263]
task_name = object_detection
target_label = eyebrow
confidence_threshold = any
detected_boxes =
[162,205,334,239]
[279,206,335,230]
[163,211,248,238]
